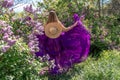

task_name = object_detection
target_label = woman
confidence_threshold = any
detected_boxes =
[35,11,90,75]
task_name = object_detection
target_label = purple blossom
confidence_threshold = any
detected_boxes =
[33,22,44,35]
[24,16,32,21]
[0,20,16,53]
[28,41,34,47]
[30,20,37,27]
[1,27,8,33]
[3,33,9,42]
[2,0,14,8]
[28,34,37,40]
[6,26,13,35]
[33,13,38,20]
[33,30,43,35]
[1,45,10,52]
[0,20,7,26]
[2,27,13,35]
[7,39,16,46]
[28,35,39,53]
[25,21,31,26]
[27,21,44,54]
[16,29,22,33]
[30,49,35,54]
[7,25,12,29]
[24,5,36,14]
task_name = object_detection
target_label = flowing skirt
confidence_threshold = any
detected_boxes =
[35,14,90,74]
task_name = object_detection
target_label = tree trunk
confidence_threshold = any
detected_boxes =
[98,0,101,18]
[102,0,104,16]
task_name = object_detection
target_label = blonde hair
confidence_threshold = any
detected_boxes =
[46,11,59,24]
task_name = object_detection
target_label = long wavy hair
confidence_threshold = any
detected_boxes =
[46,11,59,24]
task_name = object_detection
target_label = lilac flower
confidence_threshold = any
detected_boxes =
[0,20,16,53]
[39,70,46,75]
[3,33,9,42]
[33,22,44,35]
[28,41,34,47]
[33,30,43,35]
[16,29,22,34]
[28,37,39,53]
[25,21,31,26]
[2,0,14,8]
[28,34,39,52]
[30,49,35,54]
[27,21,44,54]
[28,34,37,40]
[25,19,35,27]
[29,46,39,54]
[6,26,13,35]
[1,27,8,33]
[1,45,10,52]
[1,25,12,34]
[0,20,7,26]
[24,16,31,21]
[24,5,36,14]
[33,13,38,20]
[7,39,16,46]
[7,25,12,29]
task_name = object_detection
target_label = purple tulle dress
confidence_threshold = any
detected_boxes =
[35,14,90,74]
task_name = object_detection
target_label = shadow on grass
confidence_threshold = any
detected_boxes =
[89,40,108,59]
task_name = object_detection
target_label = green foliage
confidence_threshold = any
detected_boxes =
[1,39,120,80]
[36,50,120,80]
[37,0,120,55]
[86,15,120,57]
[79,50,120,80]
[0,0,120,80]
[37,0,84,26]
[0,39,43,80]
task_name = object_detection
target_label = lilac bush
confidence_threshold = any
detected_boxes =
[1,0,14,8]
[28,21,44,54]
[0,20,16,53]
[0,2,45,79]
[0,0,44,54]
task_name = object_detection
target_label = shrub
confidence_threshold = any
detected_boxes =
[0,39,43,80]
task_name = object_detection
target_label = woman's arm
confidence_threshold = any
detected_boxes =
[58,21,78,32]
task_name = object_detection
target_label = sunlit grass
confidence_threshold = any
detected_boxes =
[38,50,120,80]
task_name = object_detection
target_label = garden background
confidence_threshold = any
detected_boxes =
[0,0,120,80]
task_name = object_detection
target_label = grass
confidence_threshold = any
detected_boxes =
[37,50,120,80]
